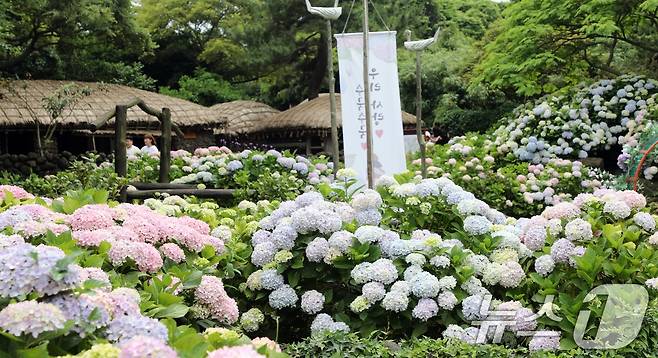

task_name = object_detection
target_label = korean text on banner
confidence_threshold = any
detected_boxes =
[335,31,407,186]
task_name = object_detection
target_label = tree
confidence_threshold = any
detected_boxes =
[473,0,658,97]
[397,0,510,136]
[0,0,154,86]
[160,69,247,106]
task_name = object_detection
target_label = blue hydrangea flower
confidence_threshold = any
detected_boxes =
[268,284,298,309]
[300,290,325,314]
[306,237,330,263]
[226,160,243,171]
[412,298,439,321]
[0,243,81,298]
[259,269,284,291]
[410,271,440,298]
[106,315,168,343]
[463,215,493,235]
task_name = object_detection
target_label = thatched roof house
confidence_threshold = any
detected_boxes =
[258,93,416,136]
[0,80,226,153]
[0,80,225,129]
[211,100,280,136]
[243,94,417,155]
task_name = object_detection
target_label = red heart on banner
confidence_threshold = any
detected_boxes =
[361,143,368,150]
[376,129,384,138]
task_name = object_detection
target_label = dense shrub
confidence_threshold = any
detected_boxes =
[492,75,658,163]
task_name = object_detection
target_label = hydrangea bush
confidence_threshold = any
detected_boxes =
[124,147,334,202]
[492,75,658,162]
[0,185,285,357]
[617,106,658,181]
[409,134,604,217]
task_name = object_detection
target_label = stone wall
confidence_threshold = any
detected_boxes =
[176,129,216,151]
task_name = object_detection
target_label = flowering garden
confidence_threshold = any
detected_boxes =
[1,75,658,358]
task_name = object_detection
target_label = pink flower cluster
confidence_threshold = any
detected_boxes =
[0,185,34,200]
[3,193,226,274]
[207,345,264,358]
[194,275,239,324]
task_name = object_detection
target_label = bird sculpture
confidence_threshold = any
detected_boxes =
[305,0,342,20]
[404,28,441,51]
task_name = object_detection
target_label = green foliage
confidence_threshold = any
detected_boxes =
[0,154,127,199]
[395,0,514,136]
[285,332,395,358]
[108,62,157,91]
[0,0,154,82]
[160,70,246,106]
[474,0,658,96]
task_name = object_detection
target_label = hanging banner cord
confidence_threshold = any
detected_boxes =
[341,0,390,33]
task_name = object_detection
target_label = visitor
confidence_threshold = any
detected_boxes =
[141,134,160,156]
[126,137,141,158]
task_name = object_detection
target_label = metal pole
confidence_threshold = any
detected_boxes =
[362,0,374,188]
[327,19,340,176]
[416,52,427,178]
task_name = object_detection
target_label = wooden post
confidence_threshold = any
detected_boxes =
[327,19,340,176]
[416,52,427,178]
[91,135,97,152]
[159,108,172,183]
[306,136,312,156]
[115,105,127,178]
[362,0,374,188]
[35,123,44,157]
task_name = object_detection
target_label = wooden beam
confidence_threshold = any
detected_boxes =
[125,188,236,200]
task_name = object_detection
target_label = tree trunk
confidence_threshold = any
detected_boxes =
[308,32,328,100]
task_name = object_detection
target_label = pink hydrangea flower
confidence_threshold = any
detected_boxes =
[119,336,177,358]
[203,235,225,254]
[0,185,34,200]
[195,276,239,324]
[207,345,264,358]
[252,337,281,352]
[79,267,111,289]
[194,148,210,156]
[108,240,163,273]
[105,226,137,241]
[68,206,115,231]
[166,224,207,252]
[178,216,210,235]
[123,215,163,244]
[72,230,112,247]
[159,243,186,263]
[542,202,580,220]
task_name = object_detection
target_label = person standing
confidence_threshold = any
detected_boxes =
[126,137,141,157]
[141,134,160,156]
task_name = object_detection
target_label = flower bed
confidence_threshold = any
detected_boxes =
[1,154,658,356]
[408,134,608,217]
[492,75,658,163]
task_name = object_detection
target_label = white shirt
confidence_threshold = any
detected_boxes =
[141,145,160,156]
[126,145,141,157]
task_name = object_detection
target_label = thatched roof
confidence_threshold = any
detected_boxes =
[259,93,416,135]
[211,100,280,135]
[0,80,226,129]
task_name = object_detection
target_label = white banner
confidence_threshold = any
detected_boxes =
[335,31,407,186]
